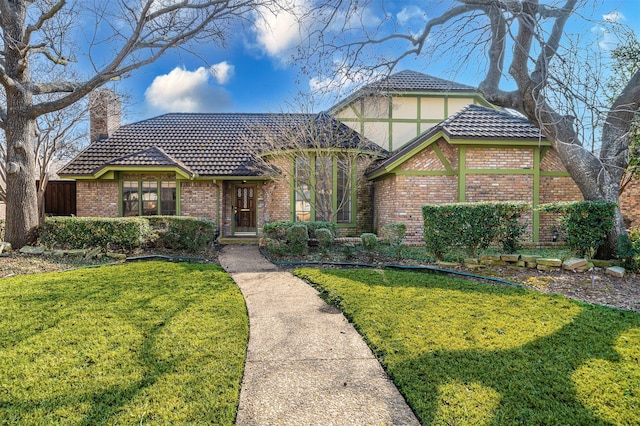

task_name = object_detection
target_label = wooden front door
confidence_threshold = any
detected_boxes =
[234,185,256,234]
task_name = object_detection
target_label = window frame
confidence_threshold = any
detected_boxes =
[291,155,356,227]
[120,177,179,216]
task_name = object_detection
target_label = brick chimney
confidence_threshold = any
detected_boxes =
[89,89,121,141]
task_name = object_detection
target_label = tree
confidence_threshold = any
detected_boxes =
[0,0,286,248]
[607,34,640,195]
[306,0,640,258]
[0,97,88,224]
[245,111,384,224]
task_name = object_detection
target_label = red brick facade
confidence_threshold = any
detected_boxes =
[373,138,586,244]
[76,181,119,217]
[620,179,640,228]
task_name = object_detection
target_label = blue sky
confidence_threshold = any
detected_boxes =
[106,0,639,125]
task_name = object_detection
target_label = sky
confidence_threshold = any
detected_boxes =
[94,0,640,125]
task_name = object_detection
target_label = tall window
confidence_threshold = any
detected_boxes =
[294,156,354,225]
[295,158,311,222]
[122,180,177,216]
[336,159,351,223]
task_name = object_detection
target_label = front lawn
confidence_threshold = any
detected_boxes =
[295,268,640,425]
[0,261,248,425]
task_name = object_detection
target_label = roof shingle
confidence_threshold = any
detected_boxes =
[60,113,383,177]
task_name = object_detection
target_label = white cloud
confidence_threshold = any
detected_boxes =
[397,6,426,27]
[603,11,625,23]
[252,0,311,60]
[210,61,234,84]
[145,67,232,113]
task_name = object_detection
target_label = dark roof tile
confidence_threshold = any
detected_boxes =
[60,113,383,177]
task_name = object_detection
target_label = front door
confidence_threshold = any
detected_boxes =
[234,184,256,234]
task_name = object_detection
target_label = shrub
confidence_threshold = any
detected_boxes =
[286,223,309,255]
[342,242,356,259]
[146,216,216,252]
[422,202,529,260]
[361,233,378,251]
[616,228,640,271]
[263,221,336,240]
[380,223,407,246]
[40,217,151,251]
[540,201,617,258]
[315,228,334,250]
[264,238,288,257]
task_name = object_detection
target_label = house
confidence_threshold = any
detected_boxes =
[59,71,636,243]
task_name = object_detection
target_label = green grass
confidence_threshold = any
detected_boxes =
[0,261,248,425]
[294,268,640,425]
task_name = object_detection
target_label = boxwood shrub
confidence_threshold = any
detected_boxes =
[146,216,216,252]
[380,222,407,246]
[263,221,336,240]
[40,216,217,253]
[422,202,529,259]
[286,223,309,255]
[541,201,617,257]
[40,217,151,251]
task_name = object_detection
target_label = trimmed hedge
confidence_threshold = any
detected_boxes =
[315,228,334,250]
[40,217,151,251]
[286,223,309,255]
[146,216,216,251]
[361,233,378,251]
[422,202,529,259]
[39,216,216,253]
[263,221,336,240]
[540,201,617,258]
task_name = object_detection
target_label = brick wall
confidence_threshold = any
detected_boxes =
[372,140,591,244]
[374,174,458,244]
[620,179,640,228]
[76,181,119,217]
[466,147,533,169]
[181,181,219,220]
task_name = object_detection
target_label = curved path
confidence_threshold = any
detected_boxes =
[218,245,419,426]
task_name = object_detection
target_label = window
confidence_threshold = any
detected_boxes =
[294,156,354,225]
[295,158,311,222]
[122,179,177,216]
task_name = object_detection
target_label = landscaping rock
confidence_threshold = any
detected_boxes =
[562,258,588,271]
[605,266,625,278]
[516,261,526,267]
[521,254,541,263]
[106,252,127,260]
[501,254,520,262]
[464,258,479,265]
[479,254,501,261]
[576,262,594,272]
[525,262,538,268]
[19,245,45,255]
[536,258,562,267]
[592,259,616,268]
[436,261,460,268]
[537,264,560,271]
[85,247,102,259]
[0,242,11,254]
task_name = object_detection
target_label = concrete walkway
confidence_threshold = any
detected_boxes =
[218,245,420,426]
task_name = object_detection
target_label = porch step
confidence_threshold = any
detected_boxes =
[219,236,260,245]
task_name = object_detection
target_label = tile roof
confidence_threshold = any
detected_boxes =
[364,70,477,92]
[439,104,545,139]
[60,113,384,178]
[105,146,195,175]
[368,105,546,176]
[330,70,478,114]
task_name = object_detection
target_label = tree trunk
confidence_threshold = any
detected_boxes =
[4,110,39,248]
[2,1,39,248]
